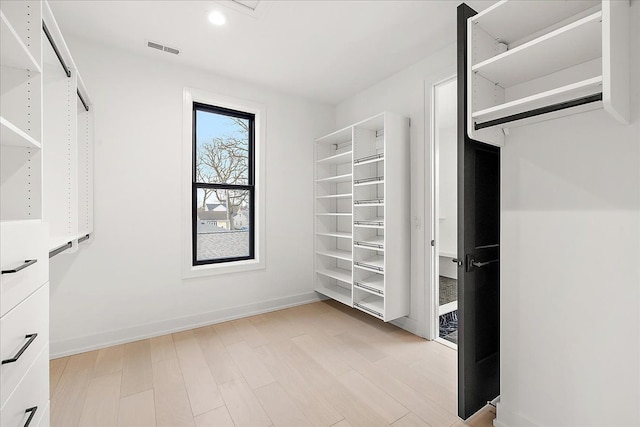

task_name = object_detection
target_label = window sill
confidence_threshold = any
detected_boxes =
[183,258,265,279]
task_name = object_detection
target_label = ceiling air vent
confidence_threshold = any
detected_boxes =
[146,40,180,55]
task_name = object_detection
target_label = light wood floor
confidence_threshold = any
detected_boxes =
[50,300,495,427]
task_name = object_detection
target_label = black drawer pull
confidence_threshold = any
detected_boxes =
[2,333,38,364]
[24,406,38,427]
[1,259,38,275]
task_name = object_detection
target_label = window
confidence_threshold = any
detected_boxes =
[183,89,265,278]
[192,103,255,265]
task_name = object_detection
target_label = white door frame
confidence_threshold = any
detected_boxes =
[428,74,457,345]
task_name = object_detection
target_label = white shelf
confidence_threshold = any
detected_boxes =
[1,117,41,149]
[355,255,384,273]
[354,296,384,319]
[316,231,352,239]
[472,11,602,88]
[353,235,384,251]
[0,11,41,73]
[354,218,384,229]
[316,193,352,199]
[354,275,384,295]
[316,249,352,262]
[315,282,351,306]
[316,150,352,165]
[354,179,384,187]
[316,173,352,184]
[472,77,603,124]
[316,212,352,216]
[49,235,73,252]
[316,267,352,284]
[471,0,600,45]
[354,153,384,166]
[354,201,384,207]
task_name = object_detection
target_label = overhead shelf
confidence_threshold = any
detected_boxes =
[472,11,602,88]
[471,0,600,45]
[1,117,41,149]
[472,77,603,125]
[0,11,41,73]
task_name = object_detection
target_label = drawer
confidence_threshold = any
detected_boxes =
[1,283,49,407]
[36,401,49,427]
[1,221,48,317]
[0,345,49,427]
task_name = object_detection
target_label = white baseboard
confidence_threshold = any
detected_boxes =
[494,403,540,427]
[391,315,420,336]
[50,291,322,358]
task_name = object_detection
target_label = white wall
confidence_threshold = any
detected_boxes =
[336,44,457,337]
[496,2,640,425]
[49,38,335,357]
[438,125,457,259]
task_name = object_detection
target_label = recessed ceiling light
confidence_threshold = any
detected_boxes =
[208,10,226,26]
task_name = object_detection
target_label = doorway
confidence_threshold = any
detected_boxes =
[430,75,458,348]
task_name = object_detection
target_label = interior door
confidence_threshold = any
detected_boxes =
[456,3,501,420]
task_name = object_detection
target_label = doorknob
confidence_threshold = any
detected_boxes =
[452,258,463,267]
[471,259,499,268]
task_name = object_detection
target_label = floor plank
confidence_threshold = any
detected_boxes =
[337,369,409,424]
[392,412,431,427]
[218,377,272,427]
[226,340,275,389]
[118,389,156,427]
[78,371,122,427]
[150,333,178,363]
[93,344,124,378]
[194,406,235,427]
[254,381,313,427]
[152,357,195,427]
[121,339,153,397]
[51,351,98,427]
[49,356,69,398]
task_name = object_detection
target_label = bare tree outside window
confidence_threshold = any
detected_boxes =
[193,104,254,264]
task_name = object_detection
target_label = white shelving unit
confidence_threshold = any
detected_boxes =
[467,0,630,146]
[314,112,410,322]
[0,2,50,426]
[42,0,94,254]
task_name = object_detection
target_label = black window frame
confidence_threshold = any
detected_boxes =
[192,102,255,266]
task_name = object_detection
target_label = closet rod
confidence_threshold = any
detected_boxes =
[77,90,89,112]
[49,242,72,259]
[474,93,603,130]
[42,21,71,78]
[78,234,90,243]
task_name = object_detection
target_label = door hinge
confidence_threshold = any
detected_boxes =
[431,240,435,246]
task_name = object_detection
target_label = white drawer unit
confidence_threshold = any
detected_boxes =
[36,401,49,427]
[0,345,49,427]
[1,283,49,407]
[0,221,48,317]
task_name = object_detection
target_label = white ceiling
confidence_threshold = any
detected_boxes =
[49,0,492,105]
